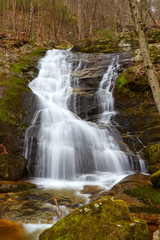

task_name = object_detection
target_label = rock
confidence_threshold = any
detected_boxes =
[39,196,149,240]
[145,143,160,174]
[114,63,160,156]
[0,154,27,181]
[150,171,160,188]
[145,143,160,165]
[0,219,28,240]
[0,181,36,193]
[96,174,160,239]
[153,229,160,240]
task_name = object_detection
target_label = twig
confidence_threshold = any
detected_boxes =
[53,197,63,219]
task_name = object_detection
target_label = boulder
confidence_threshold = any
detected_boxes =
[153,229,160,240]
[150,170,160,188]
[0,154,27,181]
[145,143,160,174]
[0,219,28,240]
[39,196,149,240]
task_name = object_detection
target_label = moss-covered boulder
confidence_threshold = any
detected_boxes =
[150,170,160,188]
[0,219,28,240]
[145,143,160,164]
[0,154,27,181]
[39,196,149,240]
[145,143,160,174]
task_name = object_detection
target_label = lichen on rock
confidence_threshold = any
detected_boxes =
[39,196,149,240]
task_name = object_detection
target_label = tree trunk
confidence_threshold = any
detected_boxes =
[12,0,16,32]
[89,0,97,39]
[129,0,160,114]
[78,0,84,40]
[51,0,58,45]
[37,0,40,42]
[28,0,34,38]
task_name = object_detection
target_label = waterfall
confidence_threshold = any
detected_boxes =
[23,49,146,183]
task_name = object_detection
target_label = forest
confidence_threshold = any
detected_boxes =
[0,0,160,44]
[0,1,160,240]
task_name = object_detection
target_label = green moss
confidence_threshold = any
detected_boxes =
[0,75,29,126]
[145,143,160,165]
[149,163,160,174]
[0,46,47,130]
[117,76,127,88]
[124,185,160,204]
[129,205,160,214]
[28,47,47,57]
[39,196,149,240]
[150,170,160,188]
[10,63,29,74]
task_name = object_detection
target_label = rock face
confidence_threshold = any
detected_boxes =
[0,155,27,181]
[114,62,160,173]
[39,196,149,240]
[0,37,47,180]
[150,170,160,188]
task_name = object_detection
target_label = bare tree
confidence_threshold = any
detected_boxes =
[89,0,97,39]
[148,8,160,28]
[28,0,34,38]
[12,0,16,32]
[51,0,58,45]
[129,0,160,114]
[78,0,84,40]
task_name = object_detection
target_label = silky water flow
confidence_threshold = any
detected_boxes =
[23,49,147,189]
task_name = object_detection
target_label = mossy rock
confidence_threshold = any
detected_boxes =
[115,66,150,101]
[123,185,160,205]
[145,143,160,165]
[149,162,160,174]
[150,170,160,188]
[0,154,27,181]
[39,196,149,240]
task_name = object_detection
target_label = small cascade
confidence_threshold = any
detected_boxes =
[23,49,147,183]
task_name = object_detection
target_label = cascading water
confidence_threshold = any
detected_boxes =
[23,49,147,187]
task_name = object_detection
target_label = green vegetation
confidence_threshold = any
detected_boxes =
[124,185,160,204]
[146,143,160,165]
[150,170,160,188]
[129,205,160,214]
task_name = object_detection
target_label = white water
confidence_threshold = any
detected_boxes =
[24,49,146,187]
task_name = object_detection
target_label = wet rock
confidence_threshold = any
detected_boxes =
[39,196,149,240]
[0,219,28,240]
[0,181,36,193]
[0,154,27,181]
[150,171,160,188]
[0,187,86,224]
